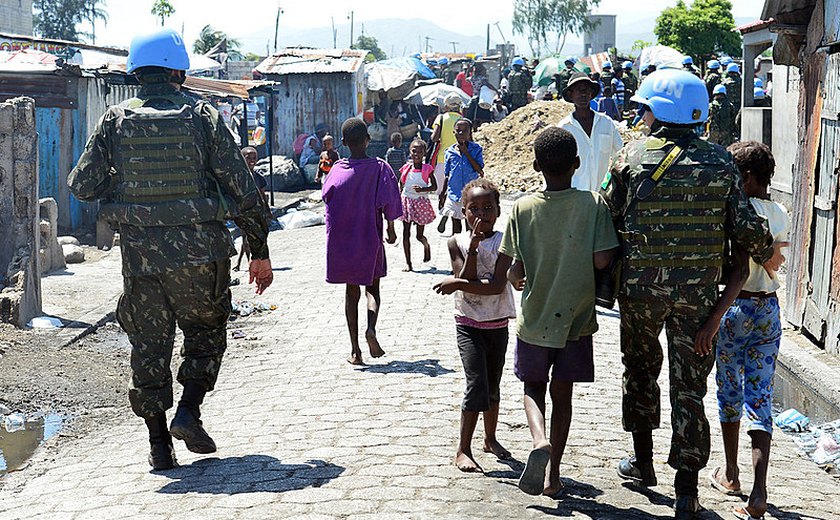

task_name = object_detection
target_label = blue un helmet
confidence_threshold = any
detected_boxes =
[438,57,449,66]
[631,69,709,124]
[713,84,727,96]
[565,56,578,65]
[754,87,766,100]
[682,55,694,65]
[512,56,525,67]
[754,77,764,88]
[127,28,190,74]
[720,56,733,66]
[726,62,741,74]
[602,61,613,70]
[623,61,633,70]
[707,59,721,70]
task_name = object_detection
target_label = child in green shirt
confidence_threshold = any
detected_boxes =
[499,127,618,497]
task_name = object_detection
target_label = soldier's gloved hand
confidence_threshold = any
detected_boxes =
[249,258,273,295]
[762,241,790,277]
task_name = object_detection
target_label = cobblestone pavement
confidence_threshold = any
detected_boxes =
[1,213,839,519]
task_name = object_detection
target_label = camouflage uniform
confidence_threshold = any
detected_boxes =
[722,74,742,113]
[623,71,638,107]
[708,96,735,147]
[508,69,532,110]
[683,64,702,78]
[554,67,575,98]
[68,83,269,419]
[601,127,774,472]
[704,72,722,99]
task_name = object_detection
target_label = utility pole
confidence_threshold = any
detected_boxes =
[425,36,431,54]
[450,41,458,53]
[273,4,284,54]
[486,24,490,55]
[348,11,354,48]
[331,17,337,48]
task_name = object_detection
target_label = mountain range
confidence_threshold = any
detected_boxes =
[234,16,754,59]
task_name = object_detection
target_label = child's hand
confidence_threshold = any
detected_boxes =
[433,277,462,295]
[412,185,426,193]
[511,277,526,291]
[693,320,718,357]
[457,141,468,154]
[763,241,790,277]
[386,226,397,244]
[469,219,486,249]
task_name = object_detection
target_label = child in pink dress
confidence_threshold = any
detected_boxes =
[322,118,403,365]
[398,138,438,271]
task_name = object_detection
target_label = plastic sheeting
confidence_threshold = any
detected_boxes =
[365,57,436,92]
[638,45,684,72]
[403,83,470,107]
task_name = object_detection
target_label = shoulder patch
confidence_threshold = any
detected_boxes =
[645,137,668,150]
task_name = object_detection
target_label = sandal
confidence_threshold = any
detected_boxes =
[708,466,741,496]
[733,506,765,520]
[518,447,551,496]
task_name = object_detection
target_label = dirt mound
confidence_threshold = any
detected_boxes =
[474,101,645,192]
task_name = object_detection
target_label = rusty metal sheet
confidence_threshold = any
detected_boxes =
[257,48,367,76]
[0,72,76,108]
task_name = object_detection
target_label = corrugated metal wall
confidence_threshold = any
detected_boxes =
[35,76,139,233]
[269,72,360,157]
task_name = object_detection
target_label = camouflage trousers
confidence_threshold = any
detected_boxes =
[116,259,231,418]
[618,283,718,472]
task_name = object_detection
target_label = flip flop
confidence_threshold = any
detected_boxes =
[733,506,765,520]
[708,466,741,496]
[518,447,551,496]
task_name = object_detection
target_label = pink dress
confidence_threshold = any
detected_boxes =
[398,163,437,226]
[323,157,403,285]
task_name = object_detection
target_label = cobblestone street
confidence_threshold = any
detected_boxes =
[1,215,839,519]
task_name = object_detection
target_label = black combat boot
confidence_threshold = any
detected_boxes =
[674,469,702,519]
[617,430,657,486]
[145,414,177,470]
[169,381,217,454]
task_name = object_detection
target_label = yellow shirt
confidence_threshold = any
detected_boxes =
[434,112,460,164]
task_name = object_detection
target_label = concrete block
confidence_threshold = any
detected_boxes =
[57,236,80,247]
[0,97,41,327]
[62,244,85,264]
[39,198,65,274]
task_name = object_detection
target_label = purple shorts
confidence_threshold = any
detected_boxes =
[514,335,594,383]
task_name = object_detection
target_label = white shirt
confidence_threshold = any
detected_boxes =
[453,232,517,322]
[744,198,789,293]
[557,111,623,192]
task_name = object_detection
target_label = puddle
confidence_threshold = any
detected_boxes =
[0,414,63,475]
[773,363,840,425]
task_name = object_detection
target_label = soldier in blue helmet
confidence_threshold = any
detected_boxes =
[708,83,735,146]
[722,62,743,113]
[508,57,532,111]
[68,28,274,471]
[682,55,701,78]
[622,61,638,107]
[704,60,723,98]
[600,69,781,519]
[553,56,578,98]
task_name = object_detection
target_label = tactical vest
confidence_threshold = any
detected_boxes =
[99,97,227,227]
[622,135,730,286]
[508,71,529,95]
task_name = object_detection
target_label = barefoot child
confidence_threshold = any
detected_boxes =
[700,141,789,520]
[323,118,402,365]
[500,127,618,496]
[434,179,518,472]
[316,135,339,184]
[438,118,484,236]
[399,138,438,271]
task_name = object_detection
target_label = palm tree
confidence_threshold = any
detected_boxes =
[85,0,108,44]
[192,25,241,55]
[150,0,175,27]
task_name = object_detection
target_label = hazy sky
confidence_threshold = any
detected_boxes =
[85,0,768,53]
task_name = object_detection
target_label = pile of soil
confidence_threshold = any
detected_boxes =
[474,101,646,192]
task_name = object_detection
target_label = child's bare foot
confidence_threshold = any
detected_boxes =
[422,240,431,262]
[708,466,741,495]
[742,490,768,519]
[455,449,482,473]
[402,264,413,272]
[366,329,385,358]
[483,438,511,460]
[543,473,565,498]
[347,352,364,365]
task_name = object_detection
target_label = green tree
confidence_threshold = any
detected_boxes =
[352,34,386,62]
[630,39,653,58]
[512,0,601,57]
[84,0,108,44]
[193,25,241,55]
[654,0,742,61]
[33,0,86,41]
[150,0,175,27]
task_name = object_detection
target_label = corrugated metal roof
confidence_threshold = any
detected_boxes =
[761,0,816,20]
[256,47,367,75]
[183,77,272,100]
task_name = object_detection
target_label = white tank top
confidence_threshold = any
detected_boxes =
[453,232,517,322]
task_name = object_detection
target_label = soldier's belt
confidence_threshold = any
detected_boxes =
[629,258,723,268]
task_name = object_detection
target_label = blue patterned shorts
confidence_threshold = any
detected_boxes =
[715,296,781,434]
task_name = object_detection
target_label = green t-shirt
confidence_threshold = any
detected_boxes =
[499,190,619,348]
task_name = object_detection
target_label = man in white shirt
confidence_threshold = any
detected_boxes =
[557,72,623,192]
